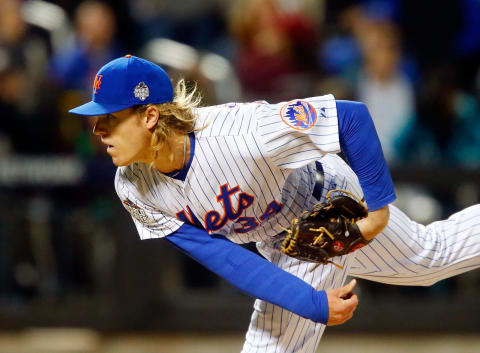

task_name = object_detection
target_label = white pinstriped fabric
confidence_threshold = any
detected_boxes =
[113,95,480,353]
[351,204,480,286]
[242,154,360,353]
[242,154,480,353]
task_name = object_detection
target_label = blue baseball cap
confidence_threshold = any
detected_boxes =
[69,55,173,116]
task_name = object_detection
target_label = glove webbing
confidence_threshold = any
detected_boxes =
[282,218,344,270]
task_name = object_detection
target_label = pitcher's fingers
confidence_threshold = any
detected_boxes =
[341,279,357,295]
[344,293,359,311]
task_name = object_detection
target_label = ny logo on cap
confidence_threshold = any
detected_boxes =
[93,74,103,94]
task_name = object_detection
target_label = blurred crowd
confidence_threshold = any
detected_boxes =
[1,0,479,166]
[0,0,480,325]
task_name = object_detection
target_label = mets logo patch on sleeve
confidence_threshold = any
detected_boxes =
[280,100,317,130]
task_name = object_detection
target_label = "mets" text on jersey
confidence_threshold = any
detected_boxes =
[176,184,282,233]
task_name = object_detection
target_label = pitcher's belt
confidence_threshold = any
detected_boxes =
[312,161,324,201]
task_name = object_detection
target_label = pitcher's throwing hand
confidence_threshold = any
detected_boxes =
[327,279,358,326]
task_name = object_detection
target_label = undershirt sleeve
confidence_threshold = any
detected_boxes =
[336,100,396,210]
[165,223,329,324]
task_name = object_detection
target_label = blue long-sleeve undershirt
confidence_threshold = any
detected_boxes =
[336,100,396,211]
[166,223,329,324]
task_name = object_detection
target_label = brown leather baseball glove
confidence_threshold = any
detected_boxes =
[281,189,370,269]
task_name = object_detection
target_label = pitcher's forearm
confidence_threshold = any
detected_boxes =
[356,205,390,241]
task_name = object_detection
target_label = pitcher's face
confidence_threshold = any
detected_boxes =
[92,108,151,166]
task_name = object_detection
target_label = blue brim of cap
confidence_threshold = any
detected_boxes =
[68,101,133,116]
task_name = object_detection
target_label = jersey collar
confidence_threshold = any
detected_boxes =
[164,131,195,181]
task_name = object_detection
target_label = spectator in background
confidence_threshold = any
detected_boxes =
[344,0,480,167]
[0,0,51,111]
[321,3,419,164]
[0,0,56,154]
[355,18,416,164]
[393,0,480,166]
[50,1,122,159]
[50,0,121,94]
[418,66,480,167]
[229,0,321,102]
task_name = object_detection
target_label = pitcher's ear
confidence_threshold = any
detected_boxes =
[143,105,160,129]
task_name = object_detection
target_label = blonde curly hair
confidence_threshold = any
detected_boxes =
[135,79,203,162]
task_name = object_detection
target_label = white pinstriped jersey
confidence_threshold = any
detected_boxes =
[115,95,340,244]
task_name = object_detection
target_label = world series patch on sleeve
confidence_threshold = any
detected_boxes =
[281,189,370,268]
